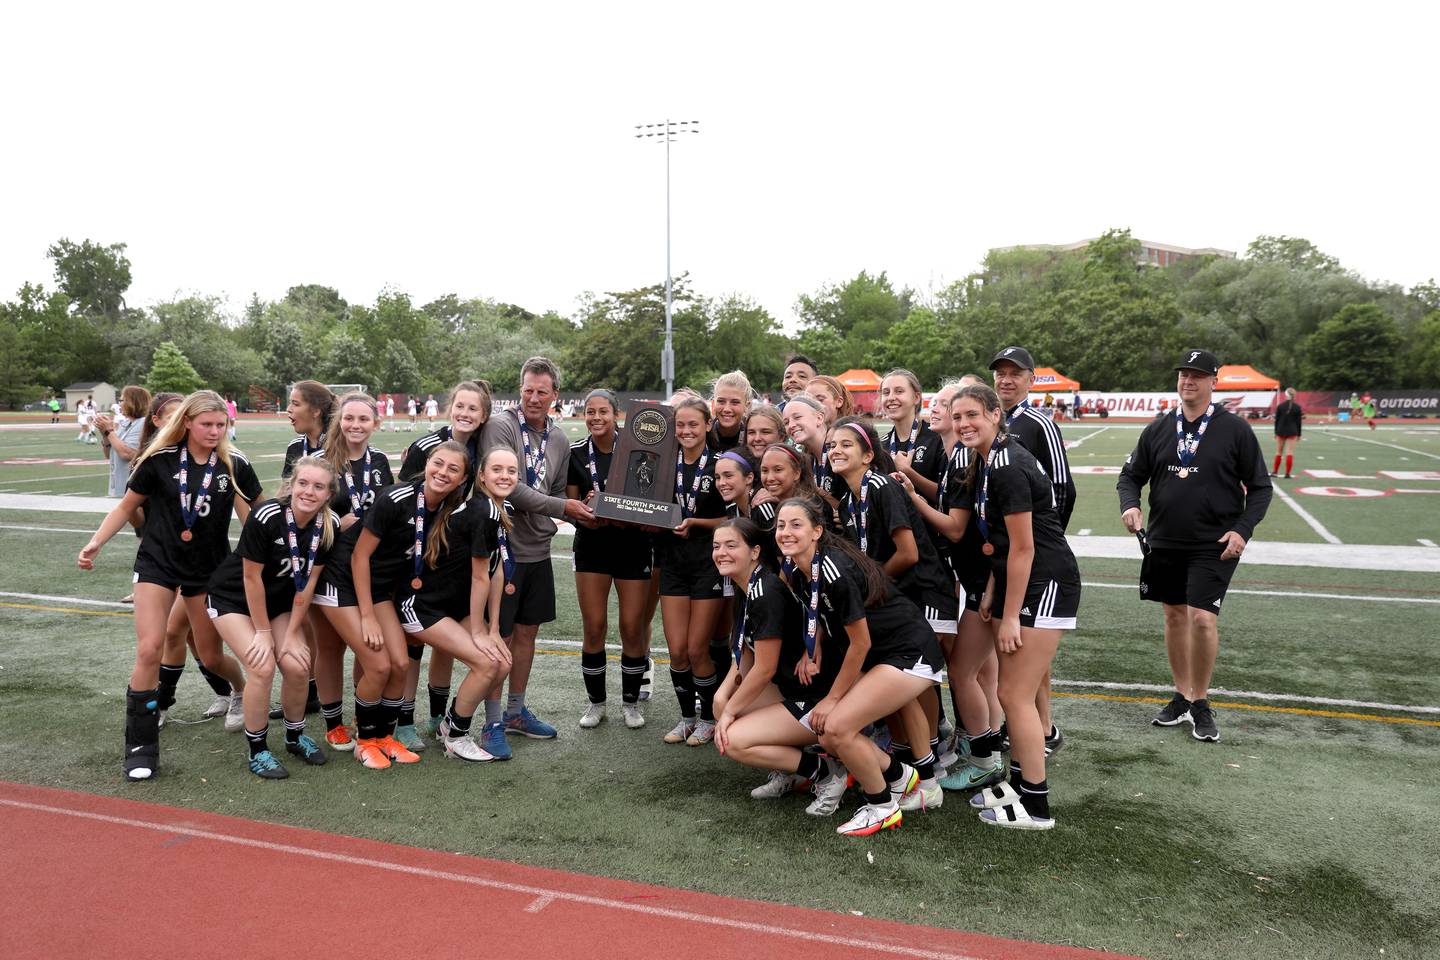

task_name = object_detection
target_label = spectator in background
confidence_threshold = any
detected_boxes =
[225,394,239,442]
[97,386,152,497]
[1361,393,1377,430]
[1271,388,1303,478]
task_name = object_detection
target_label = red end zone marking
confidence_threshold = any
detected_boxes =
[0,782,1135,960]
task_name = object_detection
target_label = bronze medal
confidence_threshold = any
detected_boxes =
[1177,467,1190,479]
[505,582,516,595]
[180,529,193,542]
[411,577,423,590]
[981,543,994,556]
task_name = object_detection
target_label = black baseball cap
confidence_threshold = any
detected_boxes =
[1175,349,1220,376]
[989,346,1035,371]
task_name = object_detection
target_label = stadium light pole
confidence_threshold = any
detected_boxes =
[635,119,700,398]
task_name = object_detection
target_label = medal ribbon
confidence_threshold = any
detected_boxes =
[178,446,217,538]
[1175,404,1214,471]
[732,565,762,667]
[497,525,516,589]
[803,552,820,658]
[1005,399,1030,426]
[887,416,920,456]
[586,436,605,494]
[343,447,372,520]
[674,447,711,519]
[521,415,551,489]
[843,470,873,553]
[412,486,427,587]
[976,437,1006,545]
[285,506,323,593]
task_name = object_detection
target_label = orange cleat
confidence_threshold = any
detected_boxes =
[325,725,355,752]
[378,735,421,764]
[354,738,391,769]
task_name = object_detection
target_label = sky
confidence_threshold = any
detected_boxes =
[2,2,1435,332]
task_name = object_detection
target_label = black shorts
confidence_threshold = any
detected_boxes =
[908,586,959,635]
[313,571,402,609]
[132,557,208,597]
[780,697,820,733]
[397,591,469,634]
[960,578,987,615]
[573,527,654,581]
[1140,547,1238,613]
[500,559,557,635]
[205,592,290,622]
[992,576,1081,630]
[658,557,725,600]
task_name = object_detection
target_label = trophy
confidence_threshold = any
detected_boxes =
[594,401,683,529]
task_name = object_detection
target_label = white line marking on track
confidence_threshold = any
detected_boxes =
[0,591,133,608]
[525,894,555,913]
[1077,580,1440,605]
[1317,429,1440,460]
[0,798,987,960]
[1420,539,1438,548]
[1050,679,1440,715]
[1269,485,1342,544]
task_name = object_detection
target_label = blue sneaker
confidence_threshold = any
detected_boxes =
[249,750,289,780]
[481,721,512,760]
[285,734,328,766]
[503,706,557,739]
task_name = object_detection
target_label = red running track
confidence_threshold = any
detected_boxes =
[0,781,1138,960]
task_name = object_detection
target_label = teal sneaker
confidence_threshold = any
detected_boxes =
[939,755,1005,792]
[285,734,328,766]
[393,723,428,752]
[249,750,289,780]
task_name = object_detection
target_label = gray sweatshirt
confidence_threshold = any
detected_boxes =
[481,410,572,562]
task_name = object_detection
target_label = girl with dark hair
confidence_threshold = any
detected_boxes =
[742,404,785,469]
[774,499,946,836]
[565,388,654,731]
[283,380,336,480]
[750,442,824,532]
[713,451,755,518]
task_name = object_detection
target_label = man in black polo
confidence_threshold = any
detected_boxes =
[1117,349,1273,742]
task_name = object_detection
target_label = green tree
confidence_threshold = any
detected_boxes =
[1406,312,1440,387]
[0,309,41,408]
[705,296,791,392]
[319,328,374,387]
[146,341,204,394]
[1247,235,1341,273]
[1302,303,1403,389]
[260,313,322,392]
[567,278,704,391]
[379,340,422,394]
[795,271,912,370]
[47,238,133,325]
[869,307,959,386]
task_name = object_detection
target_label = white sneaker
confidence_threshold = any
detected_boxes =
[937,733,961,770]
[898,778,943,812]
[662,719,695,744]
[203,694,232,719]
[441,729,494,763]
[751,770,809,800]
[622,704,645,729]
[579,703,606,729]
[806,764,850,816]
[223,694,246,732]
[979,801,1055,831]
[969,780,1022,810]
[836,801,902,836]
[686,720,716,746]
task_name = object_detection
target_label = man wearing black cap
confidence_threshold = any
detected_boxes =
[990,346,1076,756]
[1117,349,1272,742]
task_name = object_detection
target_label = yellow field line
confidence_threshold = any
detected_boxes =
[6,602,1435,729]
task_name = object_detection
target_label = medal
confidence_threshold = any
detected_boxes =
[981,543,994,556]
[1174,403,1213,478]
[1177,467,1190,479]
[411,484,427,592]
[177,445,217,544]
[520,413,552,489]
[887,416,920,457]
[411,577,423,590]
[505,583,516,595]
[285,505,323,593]
[976,437,1006,556]
[498,525,517,594]
[674,447,711,518]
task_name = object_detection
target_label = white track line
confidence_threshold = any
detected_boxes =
[1077,580,1439,605]
[0,798,985,960]
[1269,485,1342,544]
[1050,679,1440,715]
[1317,429,1440,461]
[0,591,133,608]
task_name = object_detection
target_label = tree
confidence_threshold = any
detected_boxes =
[795,271,913,370]
[869,307,958,386]
[1302,303,1403,390]
[1406,312,1440,387]
[146,341,203,394]
[47,238,133,325]
[0,309,40,408]
[1246,235,1341,273]
[259,313,322,393]
[319,328,374,387]
[379,340,422,394]
[705,296,791,392]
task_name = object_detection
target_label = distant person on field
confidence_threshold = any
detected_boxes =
[406,395,418,431]
[1271,388,1303,478]
[1361,393,1377,430]
[1118,349,1273,744]
[48,394,62,423]
[424,393,439,429]
[1347,392,1361,420]
[225,394,239,442]
[383,393,396,431]
[77,395,98,443]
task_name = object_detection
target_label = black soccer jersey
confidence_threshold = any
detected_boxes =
[887,419,945,504]
[127,446,263,586]
[732,568,813,699]
[832,471,952,601]
[356,481,436,593]
[1006,401,1076,529]
[206,499,339,618]
[942,447,991,589]
[281,433,325,480]
[567,435,655,571]
[954,439,1079,584]
[655,451,728,568]
[399,427,480,499]
[331,448,395,520]
[1274,400,1303,437]
[395,495,507,609]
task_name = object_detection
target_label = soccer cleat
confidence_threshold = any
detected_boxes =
[393,724,428,752]
[481,721,512,760]
[806,766,850,816]
[1190,699,1220,742]
[503,706,558,739]
[223,695,247,733]
[686,720,717,746]
[888,763,919,804]
[1152,692,1192,727]
[621,704,646,729]
[979,802,1055,831]
[440,723,495,763]
[898,779,944,812]
[836,801,902,837]
[751,770,811,800]
[325,725,356,752]
[203,694,232,719]
[120,593,135,604]
[938,717,955,743]
[662,719,696,744]
[285,734,328,766]
[937,733,961,770]
[354,739,391,769]
[248,750,289,780]
[969,780,1023,810]
[579,703,606,729]
[939,755,1005,792]
[1045,724,1066,758]
[377,735,421,764]
[424,718,444,742]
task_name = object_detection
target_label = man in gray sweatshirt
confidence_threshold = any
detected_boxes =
[478,356,594,758]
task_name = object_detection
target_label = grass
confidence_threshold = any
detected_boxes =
[2,418,1439,959]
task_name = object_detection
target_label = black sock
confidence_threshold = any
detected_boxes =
[284,718,304,745]
[157,663,184,710]
[245,727,269,758]
[930,736,942,759]
[708,638,731,686]
[670,668,695,719]
[693,671,718,722]
[795,751,823,781]
[581,651,607,704]
[620,655,647,704]
[320,701,343,731]
[380,698,403,737]
[864,788,891,807]
[890,741,913,764]
[306,678,319,705]
[1017,777,1050,818]
[398,698,416,727]
[196,660,232,696]
[883,753,906,786]
[444,699,474,737]
[428,684,450,721]
[913,751,936,781]
[1010,760,1024,786]
[354,697,382,741]
[971,728,995,760]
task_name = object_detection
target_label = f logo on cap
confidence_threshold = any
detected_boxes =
[1188,351,1201,364]
[1004,348,1016,357]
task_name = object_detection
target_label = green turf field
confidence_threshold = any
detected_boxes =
[2,417,1438,959]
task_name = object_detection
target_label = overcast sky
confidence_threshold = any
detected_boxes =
[3,2,1434,331]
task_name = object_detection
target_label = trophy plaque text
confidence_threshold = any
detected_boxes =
[594,401,682,529]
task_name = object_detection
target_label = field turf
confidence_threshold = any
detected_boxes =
[1,416,1437,959]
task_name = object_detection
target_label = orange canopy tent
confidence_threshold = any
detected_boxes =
[1030,367,1081,392]
[836,369,882,414]
[1215,365,1279,390]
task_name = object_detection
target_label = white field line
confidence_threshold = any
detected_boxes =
[1270,484,1342,544]
[1420,539,1438,548]
[0,472,108,485]
[0,798,987,960]
[1049,679,1440,715]
[1063,426,1111,449]
[1316,429,1440,461]
[1076,580,1439,605]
